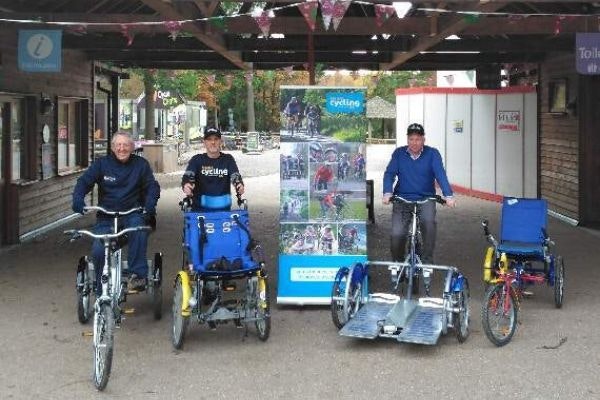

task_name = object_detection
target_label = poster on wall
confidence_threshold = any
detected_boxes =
[277,86,368,305]
[497,110,521,134]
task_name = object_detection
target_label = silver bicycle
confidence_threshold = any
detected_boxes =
[65,206,161,390]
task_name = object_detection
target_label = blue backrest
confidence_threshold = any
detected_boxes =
[184,210,255,272]
[500,197,548,244]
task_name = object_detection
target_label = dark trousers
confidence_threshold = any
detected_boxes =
[92,213,149,294]
[390,200,436,264]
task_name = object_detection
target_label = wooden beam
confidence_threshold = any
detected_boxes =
[139,0,247,69]
[380,3,506,70]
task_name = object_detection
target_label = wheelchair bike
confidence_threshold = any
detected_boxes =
[65,206,163,390]
[331,195,470,346]
[171,195,271,349]
[481,197,565,347]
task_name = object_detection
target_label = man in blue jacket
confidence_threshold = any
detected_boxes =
[382,123,455,264]
[72,132,160,293]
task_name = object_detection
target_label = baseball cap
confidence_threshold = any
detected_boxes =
[203,126,221,139]
[407,123,425,136]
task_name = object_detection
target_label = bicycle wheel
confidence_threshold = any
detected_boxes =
[481,283,518,347]
[454,278,470,343]
[172,275,189,350]
[77,257,92,324]
[93,303,114,391]
[331,268,362,329]
[152,253,163,320]
[254,275,271,341]
[554,255,565,308]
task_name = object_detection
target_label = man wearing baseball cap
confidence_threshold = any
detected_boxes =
[382,122,455,265]
[181,126,244,211]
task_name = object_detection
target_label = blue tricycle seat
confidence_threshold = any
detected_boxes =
[498,197,548,259]
[184,210,259,275]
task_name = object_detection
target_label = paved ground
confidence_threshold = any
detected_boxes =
[1,146,599,399]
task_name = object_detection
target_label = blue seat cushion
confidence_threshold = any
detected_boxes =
[498,241,545,258]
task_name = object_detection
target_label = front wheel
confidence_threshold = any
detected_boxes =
[77,257,93,324]
[93,303,114,391]
[152,253,163,320]
[331,268,362,329]
[172,276,189,350]
[254,275,271,341]
[481,283,518,347]
[454,278,470,343]
[554,256,565,308]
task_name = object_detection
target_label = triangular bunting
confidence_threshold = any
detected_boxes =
[253,10,273,38]
[298,1,319,31]
[319,0,336,31]
[374,4,395,28]
[331,1,351,31]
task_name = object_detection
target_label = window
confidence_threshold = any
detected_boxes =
[57,98,89,174]
[0,95,31,183]
[549,79,568,114]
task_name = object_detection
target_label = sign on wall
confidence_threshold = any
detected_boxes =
[277,86,368,305]
[576,33,600,75]
[497,110,521,134]
[18,30,62,72]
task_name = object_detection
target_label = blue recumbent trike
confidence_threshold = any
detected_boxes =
[171,195,271,349]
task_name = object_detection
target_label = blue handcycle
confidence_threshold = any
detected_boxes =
[171,195,270,349]
[331,195,470,345]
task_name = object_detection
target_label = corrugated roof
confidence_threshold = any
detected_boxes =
[366,96,396,119]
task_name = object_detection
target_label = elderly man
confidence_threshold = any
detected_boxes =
[72,132,160,293]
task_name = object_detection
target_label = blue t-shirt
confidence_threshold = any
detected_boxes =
[382,145,452,201]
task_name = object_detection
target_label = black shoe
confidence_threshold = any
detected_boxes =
[128,274,147,291]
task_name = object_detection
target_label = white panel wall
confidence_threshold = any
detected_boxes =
[523,92,538,197]
[445,94,472,187]
[395,95,410,145]
[496,94,524,197]
[423,94,447,163]
[471,94,496,193]
[408,93,425,128]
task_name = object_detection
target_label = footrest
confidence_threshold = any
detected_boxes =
[397,306,443,345]
[339,301,394,339]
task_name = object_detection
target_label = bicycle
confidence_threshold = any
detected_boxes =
[65,206,161,390]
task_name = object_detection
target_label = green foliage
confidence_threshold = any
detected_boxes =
[369,71,433,103]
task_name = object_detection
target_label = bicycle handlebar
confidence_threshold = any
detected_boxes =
[481,219,499,246]
[64,225,150,242]
[83,206,144,216]
[392,195,446,205]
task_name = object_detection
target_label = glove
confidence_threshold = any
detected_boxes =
[72,200,86,215]
[145,213,157,231]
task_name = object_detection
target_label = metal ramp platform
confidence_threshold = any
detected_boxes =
[397,304,444,345]
[339,300,394,339]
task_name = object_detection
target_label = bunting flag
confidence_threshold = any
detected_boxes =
[554,15,566,35]
[68,24,87,35]
[298,1,319,31]
[208,17,228,32]
[206,74,216,86]
[463,14,480,24]
[374,4,395,27]
[120,24,134,46]
[164,20,182,41]
[319,0,336,31]
[244,71,254,84]
[332,1,351,31]
[253,10,273,37]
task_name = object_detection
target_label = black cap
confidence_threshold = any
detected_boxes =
[203,126,221,139]
[407,123,425,136]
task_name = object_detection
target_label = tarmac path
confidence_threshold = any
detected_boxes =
[1,146,599,399]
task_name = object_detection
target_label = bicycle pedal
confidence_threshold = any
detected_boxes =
[81,331,93,337]
[123,308,136,314]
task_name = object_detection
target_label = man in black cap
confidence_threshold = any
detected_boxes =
[181,126,244,211]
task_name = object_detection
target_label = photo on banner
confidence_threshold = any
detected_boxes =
[277,86,368,305]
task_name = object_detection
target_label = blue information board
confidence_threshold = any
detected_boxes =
[18,30,62,72]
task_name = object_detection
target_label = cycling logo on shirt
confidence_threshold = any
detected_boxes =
[201,166,229,177]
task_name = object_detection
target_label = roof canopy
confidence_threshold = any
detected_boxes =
[366,96,395,119]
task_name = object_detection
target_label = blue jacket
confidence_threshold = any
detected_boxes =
[73,153,160,215]
[383,145,453,201]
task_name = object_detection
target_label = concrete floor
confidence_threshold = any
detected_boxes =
[1,147,599,399]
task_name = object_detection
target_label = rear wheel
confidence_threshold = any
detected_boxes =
[455,278,470,343]
[77,257,93,324]
[172,276,189,349]
[152,253,163,320]
[93,303,114,391]
[254,275,271,341]
[481,283,517,347]
[554,256,565,308]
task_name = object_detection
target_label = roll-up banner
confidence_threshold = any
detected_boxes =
[277,86,368,305]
